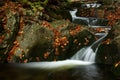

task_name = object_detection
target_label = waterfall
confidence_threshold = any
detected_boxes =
[69,9,89,24]
[69,9,77,21]
[70,33,107,62]
[69,8,108,26]
[69,8,109,62]
[19,34,107,69]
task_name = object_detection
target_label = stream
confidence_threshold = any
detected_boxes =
[0,3,116,80]
[0,62,115,80]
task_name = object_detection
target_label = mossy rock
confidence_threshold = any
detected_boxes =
[0,12,96,63]
[0,12,20,63]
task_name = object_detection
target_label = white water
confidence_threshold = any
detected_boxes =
[19,26,108,70]
[69,9,89,23]
[69,8,108,26]
[85,3,101,8]
[18,60,93,70]
[18,7,108,70]
[69,8,108,62]
[70,33,107,62]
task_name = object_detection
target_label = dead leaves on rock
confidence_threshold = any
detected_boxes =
[0,35,5,44]
[44,52,50,59]
[70,25,81,36]
[106,8,120,27]
[84,37,89,45]
[102,38,111,45]
[2,1,118,62]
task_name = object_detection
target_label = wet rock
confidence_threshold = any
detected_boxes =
[96,22,120,64]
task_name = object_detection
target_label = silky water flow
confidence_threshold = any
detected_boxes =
[3,6,115,80]
[69,9,108,62]
[19,9,108,69]
[70,34,107,62]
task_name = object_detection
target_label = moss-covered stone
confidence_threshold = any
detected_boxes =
[0,12,20,63]
[0,17,96,63]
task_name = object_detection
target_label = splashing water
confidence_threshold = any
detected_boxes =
[70,33,108,62]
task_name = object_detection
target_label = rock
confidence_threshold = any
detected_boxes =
[14,20,96,62]
[103,0,114,5]
[43,4,72,21]
[112,62,120,80]
[0,14,96,63]
[0,12,20,63]
[96,22,120,64]
[95,21,120,80]
[8,20,54,62]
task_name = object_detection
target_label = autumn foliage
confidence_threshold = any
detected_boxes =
[0,0,120,63]
[41,21,70,60]
[70,25,81,36]
[105,8,120,27]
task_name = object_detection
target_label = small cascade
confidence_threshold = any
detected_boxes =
[69,7,109,62]
[70,33,108,62]
[69,9,77,21]
[69,8,108,26]
[85,3,101,8]
[69,9,89,24]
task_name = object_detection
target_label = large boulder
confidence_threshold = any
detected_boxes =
[15,20,96,63]
[0,13,96,63]
[95,21,120,80]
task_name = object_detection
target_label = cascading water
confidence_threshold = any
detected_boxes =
[69,9,89,24]
[69,8,108,62]
[69,8,108,26]
[19,6,108,69]
[70,34,107,62]
[3,3,115,80]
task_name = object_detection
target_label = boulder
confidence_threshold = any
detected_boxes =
[0,12,20,63]
[96,22,120,64]
[13,20,96,63]
[0,13,96,63]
